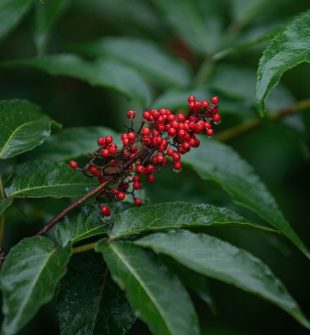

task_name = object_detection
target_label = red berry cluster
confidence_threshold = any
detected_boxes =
[68,96,221,216]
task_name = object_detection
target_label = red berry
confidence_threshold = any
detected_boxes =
[178,129,186,137]
[101,149,110,158]
[172,152,181,161]
[133,182,142,190]
[89,166,99,175]
[167,114,175,122]
[171,121,180,129]
[173,161,182,171]
[213,113,221,123]
[182,142,190,151]
[117,192,126,201]
[100,205,111,216]
[168,128,177,137]
[127,110,136,119]
[69,160,78,169]
[206,128,215,137]
[109,144,118,155]
[147,174,156,183]
[143,111,152,120]
[167,148,174,156]
[211,96,219,104]
[205,122,211,129]
[188,95,195,102]
[127,132,135,140]
[155,154,164,164]
[202,100,209,108]
[97,137,105,146]
[188,101,195,109]
[177,114,186,122]
[122,138,130,146]
[136,165,145,174]
[134,198,142,206]
[141,127,151,136]
[105,136,113,144]
[146,164,155,174]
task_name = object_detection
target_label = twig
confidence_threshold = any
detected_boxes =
[217,99,310,142]
[35,181,109,236]
[35,149,146,236]
[72,242,96,254]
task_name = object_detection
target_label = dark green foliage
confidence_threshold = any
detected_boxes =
[0,1,309,335]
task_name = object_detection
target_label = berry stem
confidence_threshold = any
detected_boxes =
[35,149,147,236]
[35,181,109,236]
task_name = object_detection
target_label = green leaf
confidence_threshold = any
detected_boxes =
[0,0,33,41]
[34,0,72,55]
[2,55,151,106]
[4,161,97,198]
[153,0,222,54]
[57,252,135,335]
[257,11,310,115]
[0,100,60,160]
[230,0,270,26]
[55,205,109,247]
[183,139,310,259]
[96,240,200,335]
[166,259,216,314]
[0,198,12,215]
[213,24,279,61]
[31,126,121,161]
[137,230,310,330]
[75,37,192,88]
[0,236,71,335]
[210,65,256,103]
[110,201,273,239]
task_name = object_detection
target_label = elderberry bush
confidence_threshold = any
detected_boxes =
[0,1,309,335]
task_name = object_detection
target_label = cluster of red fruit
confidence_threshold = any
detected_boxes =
[69,96,221,216]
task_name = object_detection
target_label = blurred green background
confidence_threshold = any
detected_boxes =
[0,0,309,334]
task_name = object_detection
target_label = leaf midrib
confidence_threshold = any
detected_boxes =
[11,248,57,330]
[0,118,46,158]
[6,182,92,198]
[111,220,276,239]
[110,243,173,334]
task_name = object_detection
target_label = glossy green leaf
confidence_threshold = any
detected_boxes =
[55,205,109,247]
[0,100,60,160]
[137,230,310,329]
[0,0,33,41]
[96,240,200,335]
[57,252,135,335]
[34,0,72,55]
[2,55,151,106]
[183,138,310,259]
[0,236,71,335]
[75,37,191,88]
[110,201,273,239]
[153,0,222,54]
[166,259,216,314]
[4,161,97,198]
[0,198,13,215]
[31,126,120,161]
[257,11,310,115]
